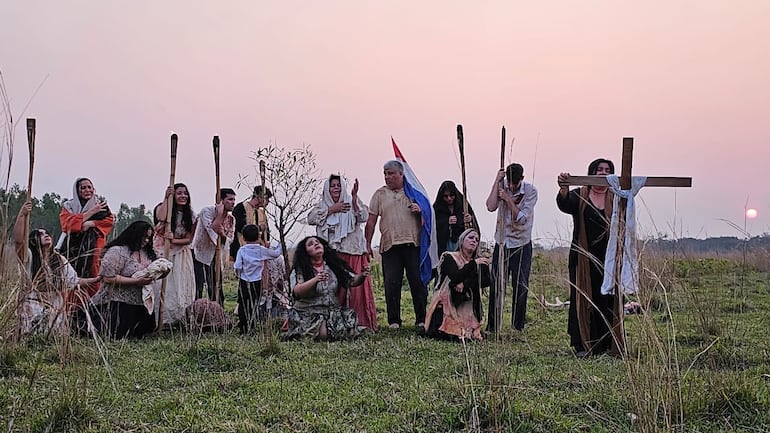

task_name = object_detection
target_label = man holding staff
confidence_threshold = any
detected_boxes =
[486,163,538,332]
[192,188,236,304]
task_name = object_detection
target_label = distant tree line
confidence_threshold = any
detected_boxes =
[1,184,151,242]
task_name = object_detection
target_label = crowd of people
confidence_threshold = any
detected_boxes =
[11,157,623,356]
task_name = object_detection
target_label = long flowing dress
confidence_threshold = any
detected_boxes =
[19,250,78,335]
[283,264,365,340]
[154,210,197,324]
[425,252,490,341]
[557,187,615,354]
[307,177,378,330]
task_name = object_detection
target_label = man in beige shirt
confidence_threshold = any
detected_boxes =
[365,160,427,333]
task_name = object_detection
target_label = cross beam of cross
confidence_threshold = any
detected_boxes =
[562,137,692,356]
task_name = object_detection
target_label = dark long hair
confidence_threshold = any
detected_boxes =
[154,183,194,233]
[292,236,354,289]
[103,220,157,261]
[28,228,66,284]
[587,158,615,175]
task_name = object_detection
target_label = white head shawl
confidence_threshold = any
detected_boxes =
[318,175,357,247]
[63,177,98,214]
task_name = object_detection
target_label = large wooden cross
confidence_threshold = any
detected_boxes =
[563,137,692,356]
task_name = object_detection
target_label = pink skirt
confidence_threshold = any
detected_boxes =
[336,252,378,331]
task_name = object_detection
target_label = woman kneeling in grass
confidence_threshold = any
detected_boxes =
[284,236,368,341]
[13,201,101,335]
[425,228,491,341]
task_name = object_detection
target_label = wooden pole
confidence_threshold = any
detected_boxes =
[457,124,471,229]
[493,125,506,333]
[16,118,36,341]
[23,119,36,268]
[213,136,222,304]
[156,133,177,329]
[610,137,634,355]
[258,159,268,243]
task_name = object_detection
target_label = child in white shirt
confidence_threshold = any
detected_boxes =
[233,224,282,334]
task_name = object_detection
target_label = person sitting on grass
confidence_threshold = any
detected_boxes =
[13,201,101,335]
[233,224,283,334]
[283,236,369,341]
[425,228,491,341]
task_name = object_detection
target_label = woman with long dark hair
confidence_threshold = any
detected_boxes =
[153,183,196,325]
[94,220,165,339]
[432,180,478,256]
[283,236,368,341]
[557,158,616,357]
[59,177,114,303]
[13,201,101,334]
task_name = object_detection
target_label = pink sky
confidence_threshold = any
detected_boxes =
[2,1,768,246]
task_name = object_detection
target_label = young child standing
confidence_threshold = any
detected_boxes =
[233,224,283,334]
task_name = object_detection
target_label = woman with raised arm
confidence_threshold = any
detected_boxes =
[94,220,168,339]
[306,175,377,330]
[557,158,616,357]
[13,201,101,334]
[59,177,114,303]
[284,236,368,341]
[425,228,491,341]
[153,183,197,325]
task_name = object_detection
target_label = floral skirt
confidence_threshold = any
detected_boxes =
[283,307,364,340]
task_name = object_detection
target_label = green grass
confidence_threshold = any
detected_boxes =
[1,254,769,432]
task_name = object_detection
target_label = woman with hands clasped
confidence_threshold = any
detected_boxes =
[59,177,114,303]
[425,228,491,341]
[283,236,369,341]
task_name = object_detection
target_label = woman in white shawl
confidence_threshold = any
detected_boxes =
[58,177,114,304]
[307,174,377,330]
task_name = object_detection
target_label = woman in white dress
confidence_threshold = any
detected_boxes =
[153,183,197,325]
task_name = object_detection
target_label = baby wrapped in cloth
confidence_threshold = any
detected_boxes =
[134,258,173,313]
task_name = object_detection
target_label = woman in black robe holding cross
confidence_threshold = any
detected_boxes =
[557,158,616,357]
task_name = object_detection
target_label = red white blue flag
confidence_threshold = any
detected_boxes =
[392,137,439,285]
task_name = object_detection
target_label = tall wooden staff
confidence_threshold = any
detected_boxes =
[493,126,506,333]
[156,133,177,329]
[212,136,222,304]
[456,124,471,229]
[16,119,36,340]
[258,159,268,243]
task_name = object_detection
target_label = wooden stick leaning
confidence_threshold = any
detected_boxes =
[212,136,222,304]
[15,118,36,341]
[156,133,178,330]
[456,124,471,230]
[493,125,506,333]
[258,159,268,243]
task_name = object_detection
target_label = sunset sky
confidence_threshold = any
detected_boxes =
[2,1,768,246]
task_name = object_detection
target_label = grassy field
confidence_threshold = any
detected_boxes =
[1,251,769,432]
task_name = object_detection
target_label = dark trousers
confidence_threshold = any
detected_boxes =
[487,242,532,332]
[237,279,262,334]
[381,243,427,326]
[194,255,225,305]
[107,301,156,339]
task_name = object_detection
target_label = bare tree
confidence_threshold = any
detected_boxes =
[238,142,322,272]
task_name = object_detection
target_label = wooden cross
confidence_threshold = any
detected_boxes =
[562,137,692,356]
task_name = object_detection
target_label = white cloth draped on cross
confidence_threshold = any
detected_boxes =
[601,175,647,296]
